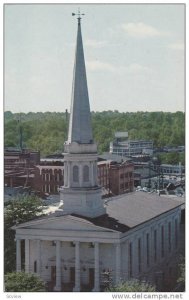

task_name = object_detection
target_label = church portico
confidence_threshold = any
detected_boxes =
[15,233,119,292]
[14,198,183,291]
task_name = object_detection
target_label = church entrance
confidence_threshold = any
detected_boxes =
[70,267,75,286]
[46,266,57,291]
[89,268,95,288]
[51,266,56,284]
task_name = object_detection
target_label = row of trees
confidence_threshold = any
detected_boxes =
[4,110,185,156]
[5,271,185,292]
[5,273,156,292]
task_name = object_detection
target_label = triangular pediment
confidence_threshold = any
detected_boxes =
[15,214,114,233]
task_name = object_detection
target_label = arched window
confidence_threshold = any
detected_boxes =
[73,165,79,182]
[83,165,89,182]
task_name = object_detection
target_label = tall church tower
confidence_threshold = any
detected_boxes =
[60,13,106,218]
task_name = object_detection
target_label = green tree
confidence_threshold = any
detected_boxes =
[177,256,185,287]
[4,272,46,292]
[158,152,182,165]
[4,111,185,156]
[179,153,185,165]
[4,195,44,274]
[4,119,20,147]
[106,280,156,292]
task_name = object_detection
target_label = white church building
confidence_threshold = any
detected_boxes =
[13,14,184,292]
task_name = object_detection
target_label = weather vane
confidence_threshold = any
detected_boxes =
[72,8,85,24]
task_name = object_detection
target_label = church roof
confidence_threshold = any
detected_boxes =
[67,19,93,144]
[13,192,184,235]
[73,192,184,232]
[104,192,184,228]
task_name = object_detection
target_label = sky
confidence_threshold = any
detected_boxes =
[4,3,185,113]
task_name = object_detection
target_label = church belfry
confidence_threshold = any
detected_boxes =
[60,12,106,218]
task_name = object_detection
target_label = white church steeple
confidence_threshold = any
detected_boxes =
[60,13,106,218]
[68,13,93,144]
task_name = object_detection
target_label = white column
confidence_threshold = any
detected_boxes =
[25,239,30,273]
[73,241,80,292]
[164,221,169,257]
[54,240,61,291]
[16,239,21,272]
[79,165,82,187]
[91,162,94,186]
[175,217,180,249]
[94,163,98,185]
[153,227,158,265]
[133,237,138,277]
[67,162,71,188]
[149,228,154,267]
[145,232,150,269]
[115,243,121,285]
[64,162,68,186]
[124,241,129,280]
[171,217,175,250]
[141,232,146,272]
[157,224,161,263]
[93,242,100,292]
[37,240,41,275]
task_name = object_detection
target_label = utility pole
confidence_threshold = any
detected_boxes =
[18,114,23,151]
[148,160,151,190]
[179,162,182,182]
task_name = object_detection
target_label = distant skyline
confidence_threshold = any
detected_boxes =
[4,3,185,113]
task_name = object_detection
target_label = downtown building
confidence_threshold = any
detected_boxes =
[110,132,153,157]
[34,154,134,197]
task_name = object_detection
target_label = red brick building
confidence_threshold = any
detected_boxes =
[4,148,40,189]
[34,164,64,195]
[97,159,134,196]
[97,161,110,195]
[5,150,134,197]
[33,158,134,197]
[109,161,134,195]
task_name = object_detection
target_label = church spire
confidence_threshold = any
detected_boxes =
[60,14,106,218]
[68,11,93,144]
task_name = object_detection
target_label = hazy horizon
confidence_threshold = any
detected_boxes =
[4,109,185,114]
